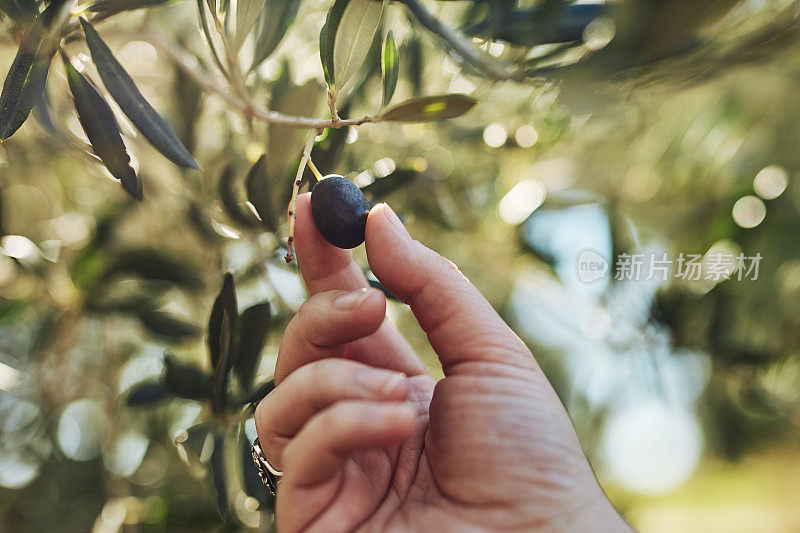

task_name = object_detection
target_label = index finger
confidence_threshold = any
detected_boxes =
[290,193,426,376]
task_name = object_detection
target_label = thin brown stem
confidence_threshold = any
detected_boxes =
[284,132,318,263]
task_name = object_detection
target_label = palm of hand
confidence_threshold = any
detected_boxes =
[260,197,628,533]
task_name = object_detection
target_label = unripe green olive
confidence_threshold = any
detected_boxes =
[310,174,370,249]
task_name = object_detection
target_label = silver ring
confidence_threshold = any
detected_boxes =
[251,437,282,496]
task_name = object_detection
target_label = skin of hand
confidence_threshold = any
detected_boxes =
[255,193,633,533]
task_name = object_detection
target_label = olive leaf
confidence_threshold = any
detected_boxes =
[81,19,200,170]
[208,273,238,371]
[164,354,213,400]
[462,3,608,47]
[197,0,227,76]
[139,310,201,342]
[234,0,266,50]
[244,154,274,230]
[210,433,228,520]
[63,54,142,199]
[381,30,398,107]
[379,94,477,122]
[0,29,54,141]
[250,0,300,71]
[320,0,384,94]
[234,302,269,390]
[88,0,170,16]
[126,380,169,406]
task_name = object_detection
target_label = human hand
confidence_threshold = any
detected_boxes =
[255,194,632,532]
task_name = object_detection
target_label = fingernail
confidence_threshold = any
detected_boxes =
[381,203,410,238]
[357,370,406,396]
[334,288,374,309]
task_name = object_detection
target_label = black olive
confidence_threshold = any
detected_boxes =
[310,175,370,249]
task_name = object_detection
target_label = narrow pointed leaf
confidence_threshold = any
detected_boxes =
[164,354,213,400]
[210,434,229,520]
[244,154,274,230]
[0,30,54,140]
[126,380,169,406]
[234,302,269,390]
[88,0,170,15]
[63,55,141,199]
[208,273,237,371]
[381,30,398,107]
[239,378,274,406]
[250,0,300,70]
[380,94,477,122]
[331,0,384,93]
[139,310,201,342]
[319,0,343,88]
[234,0,266,50]
[81,19,199,170]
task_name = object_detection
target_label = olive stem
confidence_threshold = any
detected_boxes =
[306,159,324,182]
[284,132,318,263]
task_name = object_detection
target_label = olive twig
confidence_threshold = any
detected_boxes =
[306,159,324,182]
[284,132,319,263]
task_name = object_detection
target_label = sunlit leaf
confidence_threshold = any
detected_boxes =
[381,30,398,107]
[63,54,141,199]
[250,0,300,70]
[234,0,266,50]
[126,380,169,406]
[197,0,227,75]
[81,19,199,170]
[380,94,476,122]
[332,0,384,93]
[163,354,212,400]
[0,29,54,140]
[320,0,384,93]
[234,302,269,390]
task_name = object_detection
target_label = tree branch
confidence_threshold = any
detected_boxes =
[397,0,524,81]
[138,30,375,129]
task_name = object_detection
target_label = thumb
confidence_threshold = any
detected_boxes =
[365,203,535,375]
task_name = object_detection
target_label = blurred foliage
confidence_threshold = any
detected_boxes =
[0,0,799,531]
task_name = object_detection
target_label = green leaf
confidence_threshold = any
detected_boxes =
[139,310,200,342]
[234,0,266,50]
[208,273,238,371]
[81,19,200,170]
[239,378,274,406]
[234,302,269,390]
[330,0,385,94]
[360,166,419,198]
[103,248,204,289]
[63,55,141,199]
[88,0,171,16]
[219,163,259,228]
[381,30,398,108]
[0,29,54,141]
[126,380,169,406]
[197,0,227,76]
[380,94,477,122]
[210,433,228,520]
[243,154,275,230]
[164,354,212,400]
[250,0,300,70]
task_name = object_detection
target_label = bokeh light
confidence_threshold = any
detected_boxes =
[498,179,546,225]
[515,125,539,148]
[753,165,788,200]
[483,123,508,148]
[732,195,767,228]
